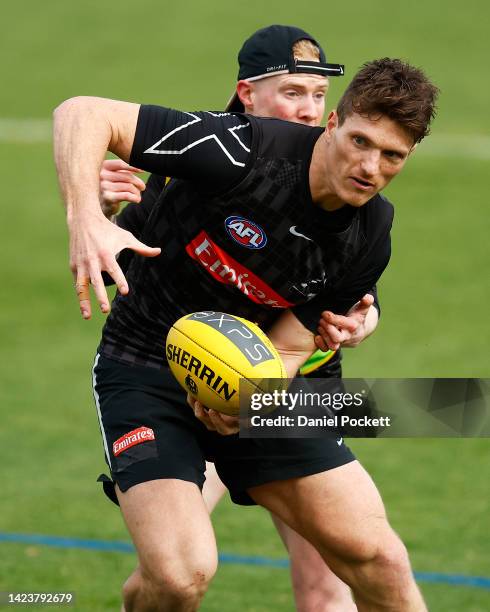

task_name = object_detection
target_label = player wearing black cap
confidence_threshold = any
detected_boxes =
[55,57,438,610]
[225,24,344,112]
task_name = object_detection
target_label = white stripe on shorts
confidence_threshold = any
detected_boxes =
[91,353,112,469]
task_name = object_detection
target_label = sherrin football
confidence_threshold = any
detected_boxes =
[166,311,287,415]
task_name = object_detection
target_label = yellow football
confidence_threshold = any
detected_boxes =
[166,311,287,415]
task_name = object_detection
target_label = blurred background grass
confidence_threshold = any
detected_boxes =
[0,0,489,610]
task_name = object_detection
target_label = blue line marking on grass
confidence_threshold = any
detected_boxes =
[0,532,134,553]
[2,532,490,590]
[413,571,490,589]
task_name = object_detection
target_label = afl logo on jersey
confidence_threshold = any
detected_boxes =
[224,216,267,249]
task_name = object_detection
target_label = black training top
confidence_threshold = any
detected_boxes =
[99,106,393,369]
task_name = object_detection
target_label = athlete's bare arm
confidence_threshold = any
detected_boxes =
[53,97,160,319]
[268,310,317,373]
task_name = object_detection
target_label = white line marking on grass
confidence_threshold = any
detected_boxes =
[416,134,490,160]
[0,118,489,160]
[0,118,52,143]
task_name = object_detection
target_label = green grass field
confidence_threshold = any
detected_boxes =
[1,1,489,610]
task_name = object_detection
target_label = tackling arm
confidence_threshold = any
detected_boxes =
[267,310,317,377]
[54,97,140,212]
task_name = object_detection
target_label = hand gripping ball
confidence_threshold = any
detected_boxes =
[166,312,287,415]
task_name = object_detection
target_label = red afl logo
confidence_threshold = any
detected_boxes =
[225,216,267,249]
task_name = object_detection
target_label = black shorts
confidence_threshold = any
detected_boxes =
[92,354,355,505]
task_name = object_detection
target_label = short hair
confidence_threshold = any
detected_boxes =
[337,58,439,143]
[292,39,321,61]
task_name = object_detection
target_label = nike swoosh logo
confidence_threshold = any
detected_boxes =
[336,437,343,446]
[289,226,313,241]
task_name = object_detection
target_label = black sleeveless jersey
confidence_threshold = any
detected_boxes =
[100,106,393,368]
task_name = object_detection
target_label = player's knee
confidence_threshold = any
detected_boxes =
[129,555,217,609]
[157,570,212,606]
[348,532,414,600]
[330,532,415,608]
[155,559,216,601]
[331,526,410,579]
[371,536,413,586]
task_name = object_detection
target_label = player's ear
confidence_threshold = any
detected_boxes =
[236,80,254,112]
[325,110,338,138]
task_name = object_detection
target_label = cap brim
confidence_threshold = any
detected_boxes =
[225,91,244,112]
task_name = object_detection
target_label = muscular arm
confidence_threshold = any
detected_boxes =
[268,310,317,377]
[54,97,250,316]
[54,97,140,211]
[53,97,161,317]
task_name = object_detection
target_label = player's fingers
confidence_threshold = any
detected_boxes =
[318,321,343,344]
[321,312,358,332]
[351,294,374,315]
[120,165,145,174]
[102,259,129,296]
[207,410,239,435]
[126,236,161,258]
[100,170,146,192]
[100,169,125,182]
[116,171,146,191]
[101,159,144,174]
[88,268,111,314]
[361,293,375,307]
[193,402,217,431]
[74,274,91,320]
[100,180,138,194]
[100,176,144,195]
[102,159,130,172]
[315,334,334,352]
[102,190,142,205]
[316,324,342,350]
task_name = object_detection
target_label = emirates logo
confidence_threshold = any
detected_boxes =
[113,426,155,457]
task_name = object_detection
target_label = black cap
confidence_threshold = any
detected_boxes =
[226,25,344,112]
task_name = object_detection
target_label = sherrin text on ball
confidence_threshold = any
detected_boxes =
[166,311,287,415]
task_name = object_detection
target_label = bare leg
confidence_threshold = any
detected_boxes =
[202,461,228,513]
[272,514,357,612]
[203,461,358,610]
[182,461,359,610]
[249,461,426,612]
[117,479,217,611]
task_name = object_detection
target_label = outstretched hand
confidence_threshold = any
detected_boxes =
[69,213,161,319]
[315,294,376,352]
[99,159,146,218]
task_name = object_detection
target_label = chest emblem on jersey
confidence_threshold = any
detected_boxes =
[224,216,267,249]
[186,231,293,308]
